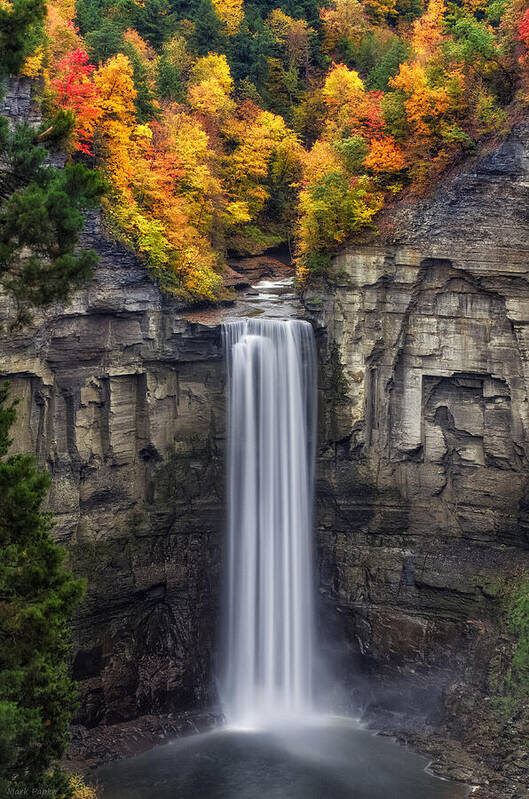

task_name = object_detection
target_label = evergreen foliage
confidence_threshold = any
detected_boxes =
[0,123,105,325]
[0,383,85,795]
[0,0,105,325]
[84,19,124,63]
[0,0,46,81]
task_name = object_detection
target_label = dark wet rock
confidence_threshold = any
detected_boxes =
[222,250,294,292]
[64,710,220,774]
[226,250,292,282]
[0,81,227,728]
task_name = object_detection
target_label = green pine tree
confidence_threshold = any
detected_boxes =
[190,0,225,56]
[0,383,85,796]
[0,122,105,326]
[155,56,185,102]
[0,0,105,327]
[0,0,46,82]
[134,0,176,49]
[123,42,160,121]
[85,18,125,63]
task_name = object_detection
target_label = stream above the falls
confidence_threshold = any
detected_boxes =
[182,274,306,326]
[94,718,469,799]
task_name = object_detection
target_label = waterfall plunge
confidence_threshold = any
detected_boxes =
[221,319,317,729]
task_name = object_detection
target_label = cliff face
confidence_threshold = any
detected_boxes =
[0,212,226,726]
[306,125,529,784]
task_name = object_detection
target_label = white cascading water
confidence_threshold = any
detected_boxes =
[221,318,317,728]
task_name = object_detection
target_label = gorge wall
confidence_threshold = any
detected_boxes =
[305,124,529,784]
[0,211,226,726]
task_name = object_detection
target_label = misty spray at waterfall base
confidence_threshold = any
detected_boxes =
[95,317,467,799]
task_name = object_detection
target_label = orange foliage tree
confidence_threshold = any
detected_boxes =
[93,53,223,299]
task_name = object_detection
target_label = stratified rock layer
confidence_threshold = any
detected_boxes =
[305,125,529,785]
[0,212,225,725]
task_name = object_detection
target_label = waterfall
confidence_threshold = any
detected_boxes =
[221,318,317,728]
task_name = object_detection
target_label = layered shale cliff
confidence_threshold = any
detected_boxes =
[0,211,226,727]
[306,125,529,792]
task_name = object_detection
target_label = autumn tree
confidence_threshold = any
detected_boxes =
[320,0,366,57]
[188,52,235,120]
[51,48,101,153]
[155,33,192,100]
[212,0,244,35]
[364,135,405,173]
[266,8,313,73]
[297,139,382,276]
[411,0,445,61]
[33,0,528,290]
[35,0,82,77]
[518,6,529,98]
[224,107,302,250]
[323,62,364,112]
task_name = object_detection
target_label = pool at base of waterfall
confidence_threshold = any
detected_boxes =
[93,718,469,799]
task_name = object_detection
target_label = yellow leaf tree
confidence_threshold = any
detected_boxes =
[212,0,244,35]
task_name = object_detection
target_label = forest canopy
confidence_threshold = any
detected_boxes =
[6,0,529,297]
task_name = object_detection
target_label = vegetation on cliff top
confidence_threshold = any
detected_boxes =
[0,0,104,325]
[0,123,104,325]
[4,0,529,294]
